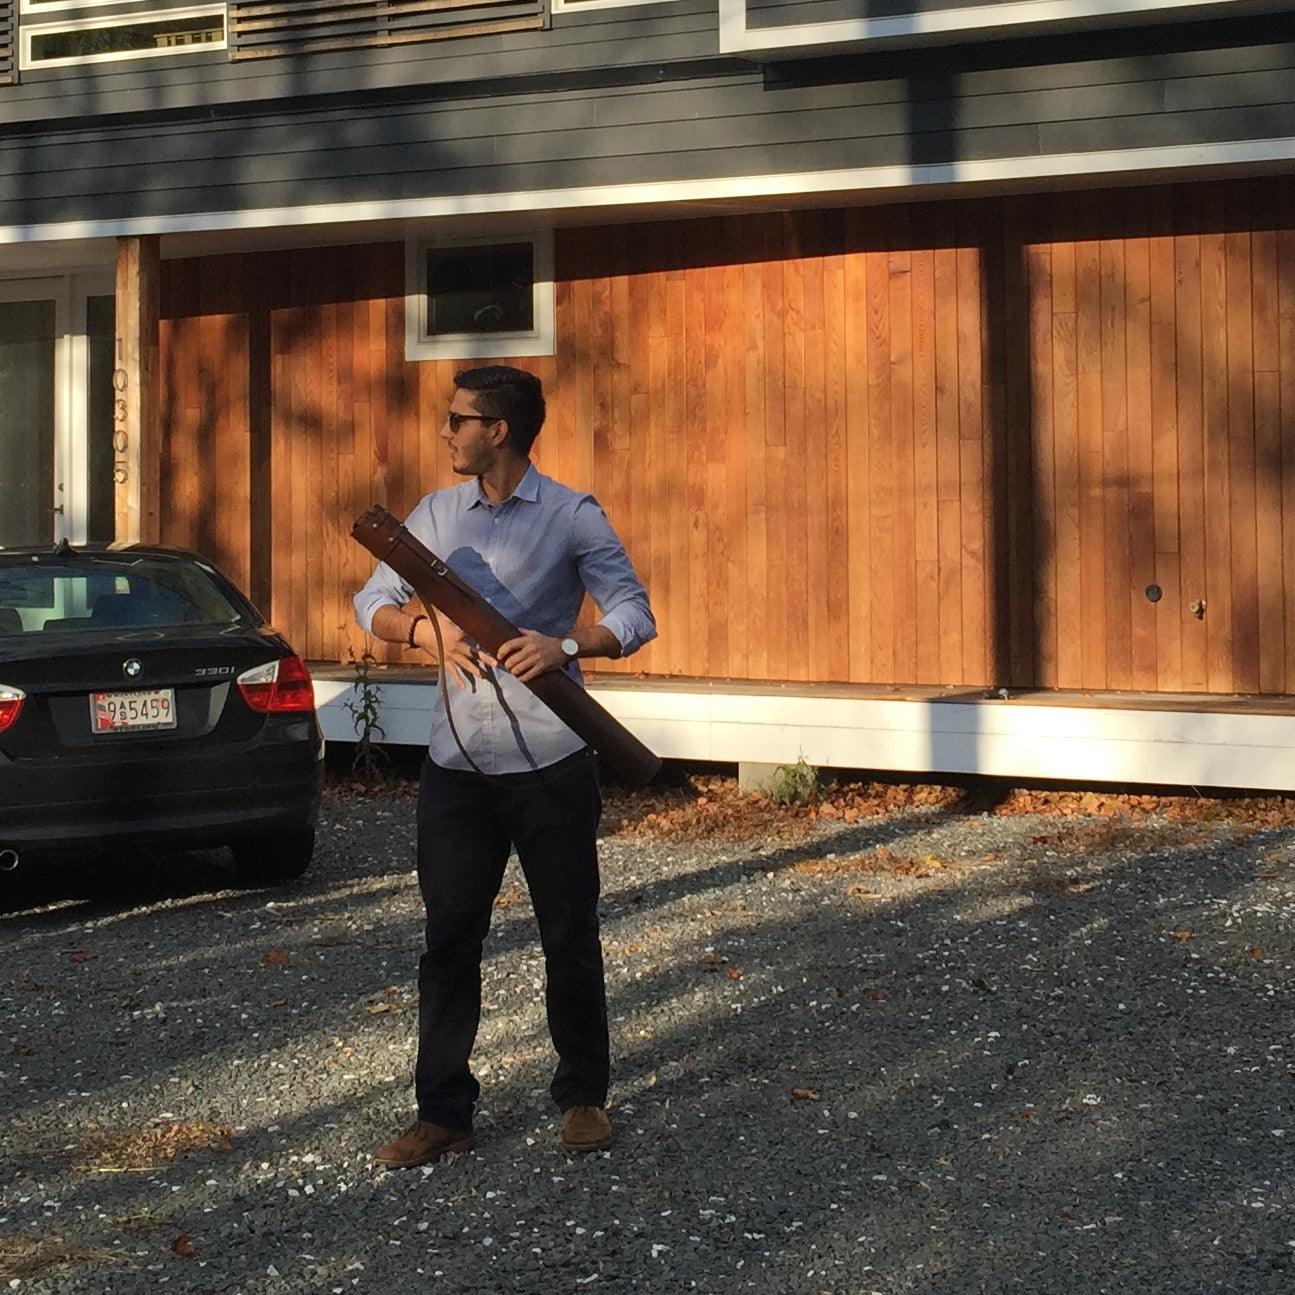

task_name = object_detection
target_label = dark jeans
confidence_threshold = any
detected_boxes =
[413,749,607,1132]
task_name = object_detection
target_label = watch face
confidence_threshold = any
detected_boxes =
[561,637,579,659]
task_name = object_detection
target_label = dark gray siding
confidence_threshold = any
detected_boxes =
[3,24,1293,233]
[0,2,722,128]
[0,7,1292,233]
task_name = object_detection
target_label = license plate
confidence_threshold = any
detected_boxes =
[90,688,177,733]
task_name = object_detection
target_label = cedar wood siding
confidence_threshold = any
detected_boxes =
[158,178,1295,696]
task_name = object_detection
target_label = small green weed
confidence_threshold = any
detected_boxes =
[771,755,827,807]
[343,646,388,781]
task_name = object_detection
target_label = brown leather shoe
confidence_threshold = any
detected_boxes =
[561,1105,613,1153]
[373,1120,474,1168]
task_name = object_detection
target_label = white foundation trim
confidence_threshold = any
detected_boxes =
[311,676,1295,792]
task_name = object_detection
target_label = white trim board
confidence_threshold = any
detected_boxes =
[718,0,1253,56]
[3,136,1294,247]
[311,678,1295,792]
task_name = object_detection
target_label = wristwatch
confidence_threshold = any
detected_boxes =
[560,636,580,661]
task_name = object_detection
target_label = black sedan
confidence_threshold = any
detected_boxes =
[0,542,323,885]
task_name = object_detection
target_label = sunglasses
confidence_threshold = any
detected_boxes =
[447,412,497,432]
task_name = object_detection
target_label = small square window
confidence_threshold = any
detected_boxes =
[406,230,554,360]
[427,243,533,336]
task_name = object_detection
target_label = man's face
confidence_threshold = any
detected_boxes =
[441,391,502,477]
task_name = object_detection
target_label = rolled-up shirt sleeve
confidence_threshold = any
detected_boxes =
[353,560,412,634]
[573,495,657,658]
[353,503,425,632]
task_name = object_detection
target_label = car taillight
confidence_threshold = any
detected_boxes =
[236,656,316,714]
[0,686,24,733]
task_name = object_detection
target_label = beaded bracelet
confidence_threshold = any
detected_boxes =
[407,614,428,647]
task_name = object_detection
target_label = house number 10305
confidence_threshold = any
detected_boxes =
[112,361,129,484]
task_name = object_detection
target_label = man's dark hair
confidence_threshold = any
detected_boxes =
[453,365,546,456]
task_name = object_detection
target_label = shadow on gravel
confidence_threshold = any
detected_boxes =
[2,788,1293,1294]
[598,815,933,916]
[0,848,244,922]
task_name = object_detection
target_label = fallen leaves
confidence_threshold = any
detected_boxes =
[494,880,527,908]
[847,885,885,900]
[366,985,404,1013]
[604,775,828,843]
[608,771,1274,885]
[792,847,948,879]
[0,1237,123,1281]
[1028,818,1207,857]
[74,1121,235,1172]
[791,1087,821,1102]
[602,772,1295,845]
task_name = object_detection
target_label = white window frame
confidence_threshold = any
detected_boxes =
[405,229,555,362]
[717,0,1254,57]
[20,5,227,70]
[19,0,158,11]
[552,0,687,11]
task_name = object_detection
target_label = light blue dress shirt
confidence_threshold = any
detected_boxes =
[354,464,656,774]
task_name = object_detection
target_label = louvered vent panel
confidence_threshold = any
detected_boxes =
[229,0,546,61]
[0,2,14,86]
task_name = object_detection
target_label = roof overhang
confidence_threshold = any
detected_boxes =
[2,132,1294,270]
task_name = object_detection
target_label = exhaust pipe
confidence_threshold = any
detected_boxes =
[0,849,18,871]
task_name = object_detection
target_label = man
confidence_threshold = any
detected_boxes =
[354,364,656,1166]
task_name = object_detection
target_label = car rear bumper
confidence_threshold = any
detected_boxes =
[0,721,323,854]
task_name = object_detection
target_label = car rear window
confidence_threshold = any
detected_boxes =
[0,556,247,635]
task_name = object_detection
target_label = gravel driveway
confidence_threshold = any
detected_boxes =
[2,770,1294,1294]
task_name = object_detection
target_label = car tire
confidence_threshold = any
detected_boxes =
[230,829,315,884]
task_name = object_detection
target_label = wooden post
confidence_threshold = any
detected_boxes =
[113,236,161,544]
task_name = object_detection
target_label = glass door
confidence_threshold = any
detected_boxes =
[0,286,57,546]
[0,275,115,547]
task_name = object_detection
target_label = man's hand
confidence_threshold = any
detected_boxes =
[422,616,494,690]
[376,604,492,690]
[494,629,568,684]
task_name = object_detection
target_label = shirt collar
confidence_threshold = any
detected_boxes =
[469,462,540,509]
